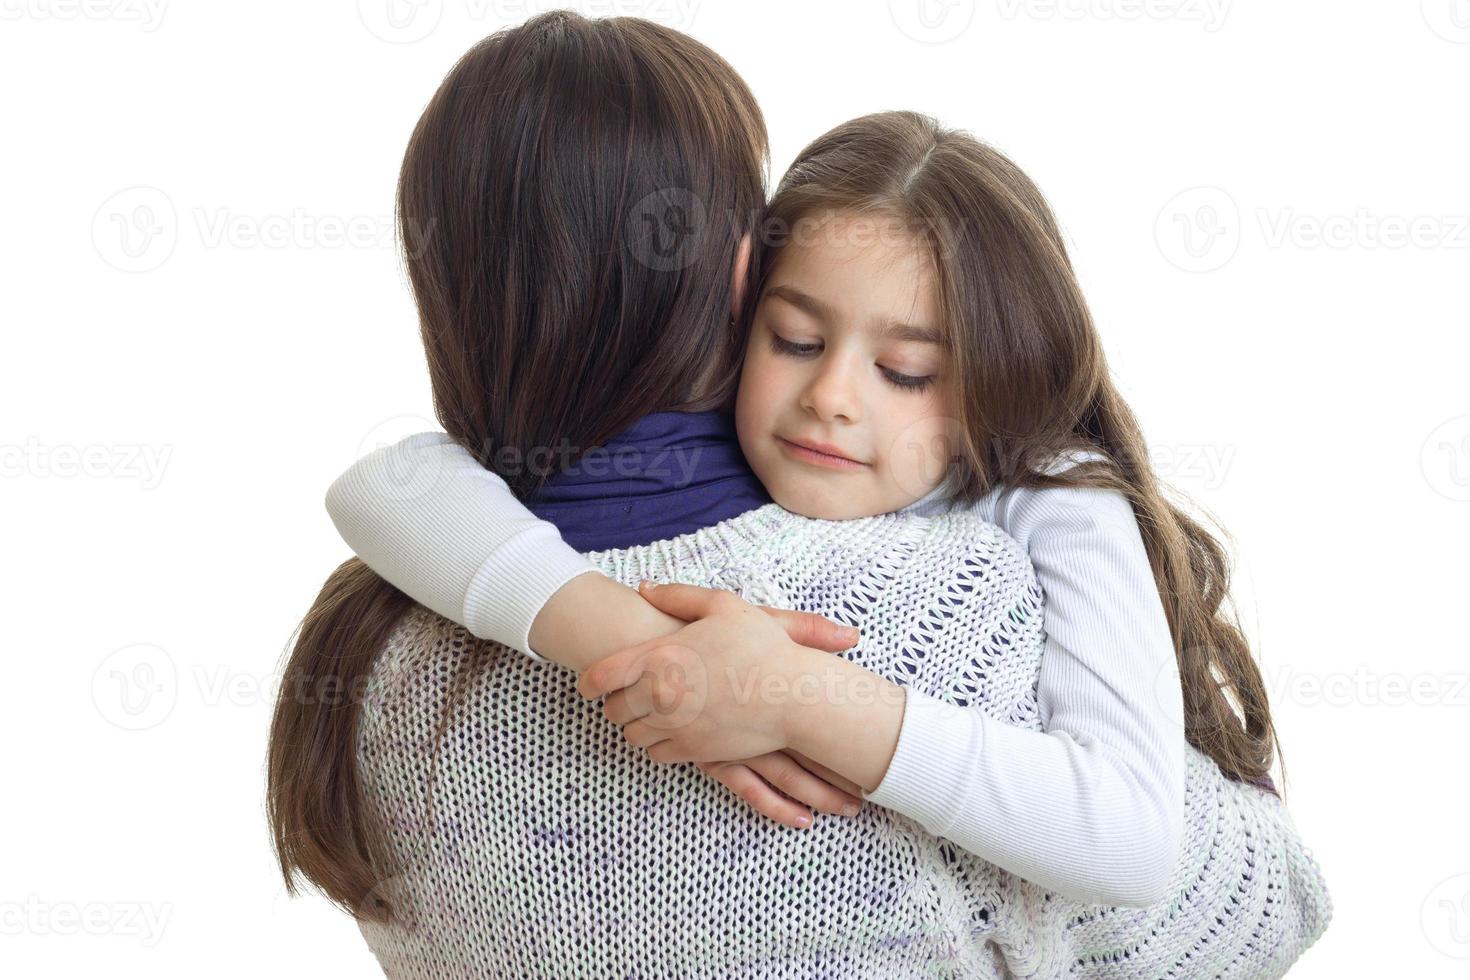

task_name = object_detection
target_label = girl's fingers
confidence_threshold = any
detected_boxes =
[602,687,640,726]
[636,580,744,620]
[620,718,669,750]
[758,607,860,652]
[745,751,863,816]
[698,761,814,830]
[604,675,656,726]
[782,748,867,799]
[646,741,693,765]
[577,638,659,700]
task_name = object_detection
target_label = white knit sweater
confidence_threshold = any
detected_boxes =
[329,435,1181,905]
[354,504,1330,978]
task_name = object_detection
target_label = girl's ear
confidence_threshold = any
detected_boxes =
[730,232,753,320]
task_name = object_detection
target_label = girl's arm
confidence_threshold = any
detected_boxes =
[325,431,675,673]
[327,432,856,670]
[800,483,1186,908]
[326,430,866,828]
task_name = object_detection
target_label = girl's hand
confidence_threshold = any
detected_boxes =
[575,581,862,783]
[697,750,864,830]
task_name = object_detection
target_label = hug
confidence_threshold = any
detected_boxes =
[268,11,1331,977]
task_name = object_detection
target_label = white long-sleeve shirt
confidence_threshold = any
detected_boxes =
[326,431,1186,906]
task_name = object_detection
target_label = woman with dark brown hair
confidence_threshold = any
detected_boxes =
[271,11,1328,976]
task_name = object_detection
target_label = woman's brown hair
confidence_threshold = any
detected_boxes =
[267,10,767,921]
[739,110,1281,792]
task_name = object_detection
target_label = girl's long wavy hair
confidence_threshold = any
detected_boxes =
[266,11,767,922]
[737,111,1282,792]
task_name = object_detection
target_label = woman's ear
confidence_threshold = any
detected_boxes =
[730,232,752,321]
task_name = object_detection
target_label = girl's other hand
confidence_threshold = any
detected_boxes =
[577,582,851,762]
[575,581,866,826]
[697,750,864,830]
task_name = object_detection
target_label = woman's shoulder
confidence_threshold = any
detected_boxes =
[361,604,517,721]
[916,507,1038,602]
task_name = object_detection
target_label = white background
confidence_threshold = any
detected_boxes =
[2,1,1466,976]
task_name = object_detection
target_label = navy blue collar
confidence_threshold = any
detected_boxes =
[526,410,773,552]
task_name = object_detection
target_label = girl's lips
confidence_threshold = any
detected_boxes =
[777,436,868,471]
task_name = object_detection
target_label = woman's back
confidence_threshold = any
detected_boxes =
[355,504,1045,978]
[353,501,1331,978]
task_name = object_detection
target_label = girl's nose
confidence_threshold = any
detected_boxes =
[800,362,862,423]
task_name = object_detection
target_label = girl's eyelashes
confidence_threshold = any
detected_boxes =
[880,367,935,392]
[769,333,821,358]
[768,330,936,393]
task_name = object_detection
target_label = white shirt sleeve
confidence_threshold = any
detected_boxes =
[324,431,603,661]
[862,479,1187,907]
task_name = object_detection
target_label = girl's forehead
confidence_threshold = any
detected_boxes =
[771,211,938,283]
[764,233,940,333]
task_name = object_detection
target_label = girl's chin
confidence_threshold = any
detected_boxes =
[768,479,880,522]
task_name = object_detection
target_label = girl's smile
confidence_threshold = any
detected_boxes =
[776,435,870,470]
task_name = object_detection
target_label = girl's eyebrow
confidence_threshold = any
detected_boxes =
[875,320,947,348]
[768,283,946,348]
[767,284,831,320]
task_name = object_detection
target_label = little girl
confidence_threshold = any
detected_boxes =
[328,111,1280,910]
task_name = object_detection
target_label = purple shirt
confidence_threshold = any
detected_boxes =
[526,410,771,553]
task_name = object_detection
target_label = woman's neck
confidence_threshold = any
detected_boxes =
[526,409,772,552]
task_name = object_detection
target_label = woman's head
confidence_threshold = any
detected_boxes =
[735,111,1281,790]
[271,12,768,921]
[400,10,767,500]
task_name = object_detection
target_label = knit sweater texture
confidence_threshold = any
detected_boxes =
[354,504,1331,978]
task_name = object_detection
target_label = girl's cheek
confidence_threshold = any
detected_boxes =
[743,349,784,400]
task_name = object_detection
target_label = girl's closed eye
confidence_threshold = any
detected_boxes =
[768,330,936,393]
[879,366,934,392]
[769,332,821,358]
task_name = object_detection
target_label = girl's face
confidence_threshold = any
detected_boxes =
[735,213,957,521]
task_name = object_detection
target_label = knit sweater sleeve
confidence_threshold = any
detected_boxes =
[863,483,1187,908]
[323,431,602,660]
